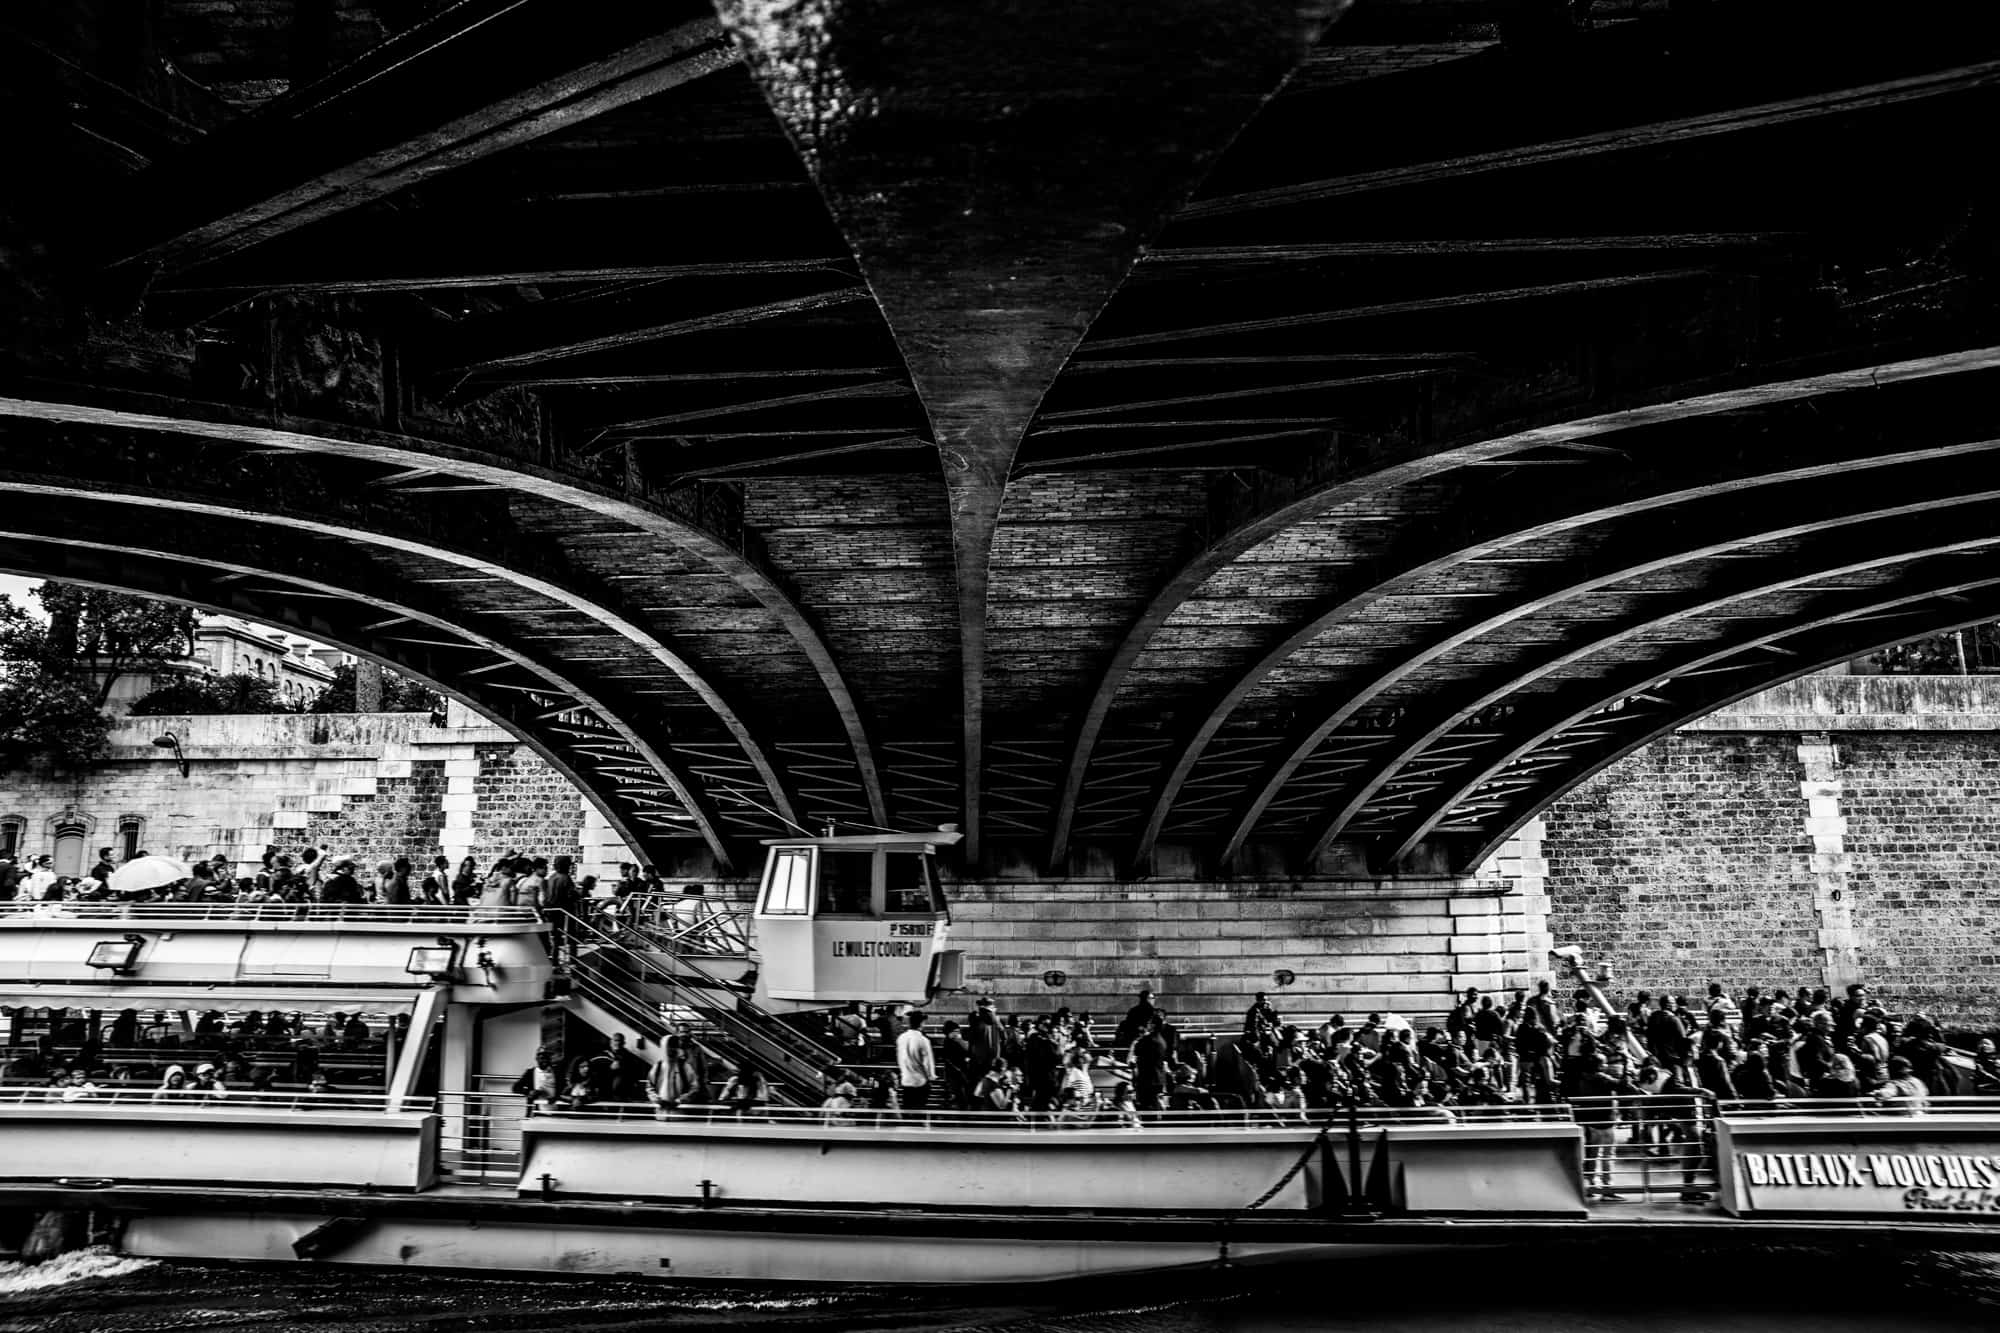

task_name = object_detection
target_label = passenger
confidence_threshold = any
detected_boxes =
[1244,991,1279,1034]
[385,857,415,907]
[1131,1016,1171,1112]
[188,1063,230,1100]
[59,1069,100,1103]
[450,856,480,906]
[1810,1052,1865,1105]
[1873,1055,1928,1115]
[1114,986,1161,1046]
[1266,1067,1309,1123]
[514,858,546,911]
[1972,1039,2000,1095]
[1055,1048,1095,1123]
[1107,1082,1143,1129]
[820,1065,859,1126]
[833,1001,870,1051]
[606,1032,649,1102]
[107,1008,140,1049]
[512,1049,560,1117]
[896,1010,936,1118]
[1020,1015,1060,1112]
[864,1070,899,1126]
[1571,1054,1637,1198]
[939,1019,972,1110]
[973,1057,1016,1117]
[669,883,715,942]
[716,1062,767,1119]
[421,855,453,906]
[320,857,367,905]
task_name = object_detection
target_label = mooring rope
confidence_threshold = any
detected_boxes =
[1240,1112,1341,1212]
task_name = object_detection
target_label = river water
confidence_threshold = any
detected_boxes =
[2,1241,1998,1332]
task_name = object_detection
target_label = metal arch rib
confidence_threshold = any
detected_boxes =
[1325,507,2000,865]
[0,467,799,832]
[0,387,888,828]
[1220,469,2000,869]
[1046,344,2000,869]
[1436,581,2000,876]
[1141,434,2000,870]
[0,529,738,875]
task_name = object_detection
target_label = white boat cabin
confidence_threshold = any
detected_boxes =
[749,828,964,1010]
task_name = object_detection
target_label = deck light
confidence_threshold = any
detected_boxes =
[87,935,145,974]
[405,937,459,979]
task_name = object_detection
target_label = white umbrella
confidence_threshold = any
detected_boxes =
[108,855,193,895]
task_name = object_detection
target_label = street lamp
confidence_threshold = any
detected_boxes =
[151,732,189,779]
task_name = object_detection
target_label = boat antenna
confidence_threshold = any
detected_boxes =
[719,790,817,838]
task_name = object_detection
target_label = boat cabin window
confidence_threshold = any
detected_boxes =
[817,850,873,916]
[762,848,812,915]
[884,852,934,915]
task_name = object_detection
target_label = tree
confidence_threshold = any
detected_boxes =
[35,583,196,708]
[311,661,442,714]
[129,672,296,716]
[0,594,112,769]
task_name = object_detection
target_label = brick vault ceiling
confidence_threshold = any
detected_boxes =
[2,0,1999,875]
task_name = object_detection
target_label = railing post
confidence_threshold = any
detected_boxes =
[1346,1091,1365,1213]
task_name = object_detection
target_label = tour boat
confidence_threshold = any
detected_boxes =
[1,834,1997,1284]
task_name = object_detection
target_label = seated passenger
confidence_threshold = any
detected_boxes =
[189,1063,230,1100]
[1106,1082,1143,1129]
[1266,1067,1309,1122]
[716,1063,767,1118]
[648,1033,709,1118]
[151,1064,190,1102]
[820,1065,859,1126]
[1873,1055,1928,1115]
[973,1058,1016,1117]
[59,1069,100,1103]
[1055,1049,1096,1122]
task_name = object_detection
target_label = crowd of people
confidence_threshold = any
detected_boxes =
[0,843,622,912]
[781,978,2000,1145]
[4,1005,404,1106]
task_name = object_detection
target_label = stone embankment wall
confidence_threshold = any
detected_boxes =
[3,677,1998,1024]
[1528,676,2000,1028]
[0,709,590,876]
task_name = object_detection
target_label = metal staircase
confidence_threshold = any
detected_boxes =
[559,913,840,1106]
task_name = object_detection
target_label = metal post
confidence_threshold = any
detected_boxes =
[1346,1092,1365,1212]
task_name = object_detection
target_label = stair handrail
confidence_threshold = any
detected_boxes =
[559,911,838,1099]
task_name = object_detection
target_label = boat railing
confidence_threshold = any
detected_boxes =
[613,894,753,956]
[525,1099,1579,1131]
[0,901,542,926]
[1713,1094,2000,1118]
[0,1085,431,1113]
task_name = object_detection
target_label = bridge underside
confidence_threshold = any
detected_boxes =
[4,0,1998,877]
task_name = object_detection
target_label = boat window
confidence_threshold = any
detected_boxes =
[817,850,874,916]
[762,848,812,915]
[884,852,931,915]
[925,854,949,916]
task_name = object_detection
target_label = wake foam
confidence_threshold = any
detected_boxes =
[0,1246,156,1296]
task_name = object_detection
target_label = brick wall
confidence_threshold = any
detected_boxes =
[1539,733,1823,998]
[302,759,447,868]
[470,745,583,867]
[1838,732,2000,1022]
[1534,677,2000,1028]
